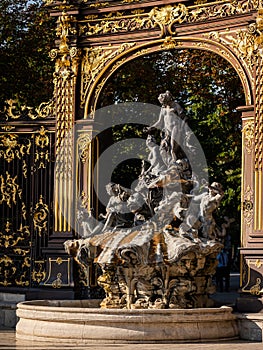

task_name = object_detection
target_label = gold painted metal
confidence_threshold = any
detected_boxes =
[242,259,263,295]
[56,257,63,265]
[255,259,262,268]
[250,278,262,295]
[0,222,22,248]
[240,116,254,247]
[243,185,254,228]
[33,195,49,236]
[1,126,15,131]
[88,2,110,8]
[0,255,16,287]
[52,10,80,232]
[194,0,208,4]
[13,248,30,256]
[76,130,92,220]
[0,222,30,249]
[161,36,178,49]
[87,36,252,116]
[79,1,261,39]
[32,261,46,284]
[22,160,28,179]
[1,99,54,121]
[44,257,71,287]
[253,8,263,231]
[81,44,136,110]
[80,191,89,209]
[207,24,260,71]
[52,273,62,288]
[254,170,262,231]
[34,126,50,168]
[0,172,22,208]
[242,121,254,154]
[0,134,31,163]
[77,133,91,163]
[15,271,30,287]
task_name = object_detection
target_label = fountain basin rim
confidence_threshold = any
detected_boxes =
[16,300,236,321]
[16,300,239,343]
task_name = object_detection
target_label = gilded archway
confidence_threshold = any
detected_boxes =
[43,0,263,305]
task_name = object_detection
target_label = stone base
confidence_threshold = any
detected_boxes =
[0,293,25,328]
[16,300,238,344]
[237,313,263,342]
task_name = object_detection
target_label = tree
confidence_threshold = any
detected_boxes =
[0,0,55,109]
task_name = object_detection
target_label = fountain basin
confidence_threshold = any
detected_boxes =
[16,300,239,343]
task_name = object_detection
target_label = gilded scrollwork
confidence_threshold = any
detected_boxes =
[79,1,261,38]
[32,261,46,284]
[254,9,263,173]
[0,99,54,121]
[0,172,22,208]
[33,195,49,236]
[0,221,30,252]
[15,270,30,287]
[80,191,89,209]
[149,4,188,36]
[0,222,23,248]
[250,278,262,295]
[77,133,91,163]
[52,272,62,288]
[255,259,262,269]
[242,259,263,295]
[22,160,28,179]
[79,11,155,37]
[0,134,31,163]
[242,121,254,154]
[243,185,253,226]
[161,36,178,49]
[88,2,110,8]
[0,255,16,286]
[13,248,30,256]
[52,10,80,232]
[34,126,50,168]
[51,10,80,80]
[207,24,260,70]
[80,43,135,108]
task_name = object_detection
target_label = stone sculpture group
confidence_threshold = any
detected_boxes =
[65,91,232,309]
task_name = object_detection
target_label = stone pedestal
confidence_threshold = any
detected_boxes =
[237,313,263,342]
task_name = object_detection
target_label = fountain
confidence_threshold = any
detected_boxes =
[16,91,238,343]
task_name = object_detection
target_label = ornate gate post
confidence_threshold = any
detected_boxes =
[238,9,263,312]
[41,6,81,294]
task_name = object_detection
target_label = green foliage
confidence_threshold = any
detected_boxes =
[98,49,245,244]
[0,0,55,108]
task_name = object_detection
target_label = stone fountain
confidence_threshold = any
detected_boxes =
[16,91,238,343]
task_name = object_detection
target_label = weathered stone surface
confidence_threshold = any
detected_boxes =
[16,300,238,343]
[64,92,232,310]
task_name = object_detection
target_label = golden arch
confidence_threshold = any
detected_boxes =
[49,1,263,304]
[84,36,253,118]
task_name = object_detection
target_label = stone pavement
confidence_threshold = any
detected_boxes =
[0,329,262,350]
